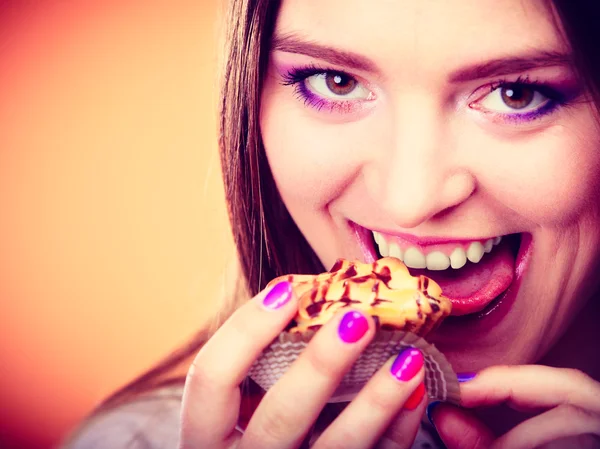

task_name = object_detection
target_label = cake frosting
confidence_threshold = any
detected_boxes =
[267,257,452,336]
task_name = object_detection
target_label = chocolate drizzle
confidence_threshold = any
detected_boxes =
[374,266,392,286]
[340,297,361,306]
[416,296,423,319]
[342,265,358,279]
[372,280,380,294]
[341,282,360,306]
[270,256,452,335]
[306,299,327,317]
[342,281,351,298]
[329,259,344,273]
[352,275,371,283]
[418,274,443,313]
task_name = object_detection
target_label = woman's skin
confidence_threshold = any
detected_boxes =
[261,0,600,372]
[179,0,600,447]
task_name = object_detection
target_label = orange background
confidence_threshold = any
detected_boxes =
[0,1,231,448]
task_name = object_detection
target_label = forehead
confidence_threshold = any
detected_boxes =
[273,0,566,72]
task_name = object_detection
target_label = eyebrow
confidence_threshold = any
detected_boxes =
[448,51,572,82]
[271,33,378,72]
[271,33,572,82]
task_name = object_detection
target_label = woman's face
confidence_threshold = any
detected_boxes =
[259,0,600,371]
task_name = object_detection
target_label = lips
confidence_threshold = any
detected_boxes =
[349,222,521,318]
[409,236,516,315]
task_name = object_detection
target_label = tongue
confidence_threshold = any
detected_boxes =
[409,240,515,316]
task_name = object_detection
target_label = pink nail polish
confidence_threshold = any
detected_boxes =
[390,348,423,381]
[338,311,369,343]
[262,282,293,310]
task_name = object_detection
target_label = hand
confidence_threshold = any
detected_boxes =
[430,365,600,449]
[178,281,428,449]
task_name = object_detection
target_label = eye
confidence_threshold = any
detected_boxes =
[305,72,371,100]
[475,83,551,114]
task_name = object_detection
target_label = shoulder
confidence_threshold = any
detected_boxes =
[61,385,184,449]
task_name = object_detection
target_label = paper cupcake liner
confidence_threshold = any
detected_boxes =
[248,329,460,404]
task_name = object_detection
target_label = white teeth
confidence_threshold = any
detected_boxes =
[403,247,427,269]
[449,247,467,269]
[372,231,503,270]
[377,236,389,257]
[483,238,494,253]
[388,242,403,259]
[373,231,382,245]
[466,241,485,263]
[426,251,450,270]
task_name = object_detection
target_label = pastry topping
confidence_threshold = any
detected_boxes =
[267,257,452,336]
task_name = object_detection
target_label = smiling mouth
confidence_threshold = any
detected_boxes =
[351,223,522,317]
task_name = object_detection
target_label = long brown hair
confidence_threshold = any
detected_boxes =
[68,0,600,425]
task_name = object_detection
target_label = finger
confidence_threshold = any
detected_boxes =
[459,365,600,413]
[179,281,297,449]
[314,349,426,449]
[240,309,376,449]
[376,383,428,449]
[430,403,495,449]
[491,404,600,449]
[540,434,600,449]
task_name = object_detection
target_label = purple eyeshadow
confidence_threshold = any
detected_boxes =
[295,79,330,111]
[281,64,362,114]
[281,63,580,123]
[497,99,560,124]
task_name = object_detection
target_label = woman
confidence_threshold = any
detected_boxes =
[62,0,600,448]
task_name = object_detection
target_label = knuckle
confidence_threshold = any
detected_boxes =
[185,358,218,393]
[469,430,489,449]
[562,367,591,383]
[382,421,413,446]
[185,352,231,396]
[254,398,299,443]
[321,431,360,449]
[447,423,488,449]
[366,380,405,413]
[185,357,203,385]
[227,306,258,338]
[304,342,341,380]
[368,394,398,415]
[557,403,593,422]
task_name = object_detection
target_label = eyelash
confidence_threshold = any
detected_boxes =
[474,74,569,123]
[281,64,364,113]
[281,66,572,122]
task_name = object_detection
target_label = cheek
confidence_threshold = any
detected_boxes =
[260,87,368,209]
[473,125,600,226]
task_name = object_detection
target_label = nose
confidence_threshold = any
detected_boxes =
[365,100,475,228]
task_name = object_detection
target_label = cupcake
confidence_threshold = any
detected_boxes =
[248,257,460,403]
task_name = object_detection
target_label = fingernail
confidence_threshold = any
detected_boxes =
[457,372,477,383]
[338,311,369,343]
[404,382,426,410]
[426,401,441,427]
[262,281,293,310]
[390,348,424,381]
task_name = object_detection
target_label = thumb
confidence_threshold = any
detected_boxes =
[429,403,495,449]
